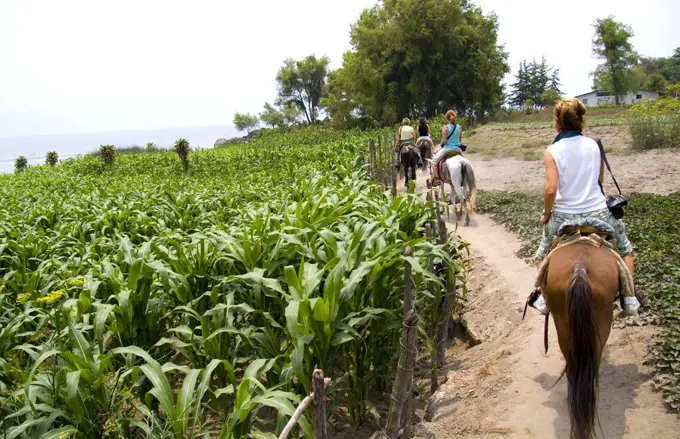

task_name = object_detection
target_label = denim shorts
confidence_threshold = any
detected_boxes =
[534,207,634,261]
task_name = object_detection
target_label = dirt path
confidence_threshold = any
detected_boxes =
[465,149,680,196]
[396,169,680,438]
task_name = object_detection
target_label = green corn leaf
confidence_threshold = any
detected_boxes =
[142,362,177,420]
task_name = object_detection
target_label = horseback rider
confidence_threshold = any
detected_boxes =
[431,109,463,186]
[528,98,640,316]
[394,117,424,168]
[417,116,433,144]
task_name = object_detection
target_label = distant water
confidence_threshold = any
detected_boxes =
[0,125,238,174]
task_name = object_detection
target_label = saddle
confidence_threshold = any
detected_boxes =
[400,142,420,155]
[437,152,463,184]
[528,218,636,354]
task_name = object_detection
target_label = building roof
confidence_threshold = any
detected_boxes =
[574,89,656,98]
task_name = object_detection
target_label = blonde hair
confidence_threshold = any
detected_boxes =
[402,117,410,125]
[445,109,456,124]
[554,98,586,132]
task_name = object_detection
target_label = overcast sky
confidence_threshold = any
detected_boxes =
[0,0,677,137]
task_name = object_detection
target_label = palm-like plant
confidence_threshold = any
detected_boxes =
[99,145,116,166]
[174,138,190,172]
[15,156,28,172]
[45,151,59,166]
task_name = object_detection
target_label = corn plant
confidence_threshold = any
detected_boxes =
[174,138,190,172]
[99,144,116,166]
[14,156,27,173]
[0,124,467,437]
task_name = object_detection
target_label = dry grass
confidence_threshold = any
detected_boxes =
[463,124,630,161]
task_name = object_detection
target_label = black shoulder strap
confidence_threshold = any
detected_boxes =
[594,137,622,196]
[446,124,457,141]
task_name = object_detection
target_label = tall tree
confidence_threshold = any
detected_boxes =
[232,112,259,134]
[259,102,301,128]
[591,16,638,105]
[508,57,562,108]
[645,73,668,93]
[275,55,330,124]
[323,0,509,125]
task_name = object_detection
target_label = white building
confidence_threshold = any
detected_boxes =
[574,89,659,106]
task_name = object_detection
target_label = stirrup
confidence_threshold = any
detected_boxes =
[523,288,548,318]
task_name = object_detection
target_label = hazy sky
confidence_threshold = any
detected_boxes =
[1,0,678,137]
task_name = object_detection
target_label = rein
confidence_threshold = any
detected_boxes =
[522,292,551,354]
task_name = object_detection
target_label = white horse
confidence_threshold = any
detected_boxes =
[427,154,477,226]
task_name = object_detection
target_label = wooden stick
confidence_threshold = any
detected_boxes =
[403,246,414,315]
[313,369,327,439]
[279,394,314,439]
[436,264,458,368]
[385,309,419,439]
[279,374,332,439]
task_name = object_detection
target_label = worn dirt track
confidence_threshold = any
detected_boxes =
[396,161,680,438]
[465,149,680,196]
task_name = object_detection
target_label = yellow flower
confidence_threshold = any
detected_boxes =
[36,290,65,305]
[68,279,85,286]
[17,293,31,303]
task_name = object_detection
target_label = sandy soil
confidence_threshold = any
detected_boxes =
[466,149,680,196]
[394,166,680,438]
[457,123,680,195]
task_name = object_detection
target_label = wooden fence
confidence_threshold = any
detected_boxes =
[284,151,460,439]
[366,134,398,197]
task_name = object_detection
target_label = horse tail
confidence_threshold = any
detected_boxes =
[566,262,598,439]
[462,159,477,211]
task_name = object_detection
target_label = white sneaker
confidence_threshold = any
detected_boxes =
[533,294,550,315]
[623,296,640,316]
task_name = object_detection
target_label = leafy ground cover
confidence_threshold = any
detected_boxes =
[0,127,463,438]
[477,189,680,411]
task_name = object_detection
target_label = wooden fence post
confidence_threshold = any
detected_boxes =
[378,136,384,188]
[404,246,414,314]
[369,139,377,183]
[313,369,327,439]
[390,135,397,196]
[279,372,332,439]
[435,266,457,368]
[384,309,419,439]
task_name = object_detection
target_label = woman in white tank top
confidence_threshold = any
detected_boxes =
[528,98,640,316]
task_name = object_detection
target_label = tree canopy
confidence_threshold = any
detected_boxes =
[508,57,562,109]
[322,0,509,126]
[591,16,638,104]
[259,102,302,128]
[275,55,330,124]
[232,112,260,134]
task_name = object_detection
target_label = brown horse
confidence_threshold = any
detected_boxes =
[543,243,619,439]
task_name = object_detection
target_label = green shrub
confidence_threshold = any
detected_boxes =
[626,99,680,150]
[14,156,27,173]
[99,144,116,165]
[45,150,59,166]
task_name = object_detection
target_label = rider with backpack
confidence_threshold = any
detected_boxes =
[394,118,424,168]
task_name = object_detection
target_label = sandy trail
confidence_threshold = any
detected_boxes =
[465,149,680,196]
[396,167,680,438]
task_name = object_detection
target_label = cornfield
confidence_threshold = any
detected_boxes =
[0,126,465,438]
